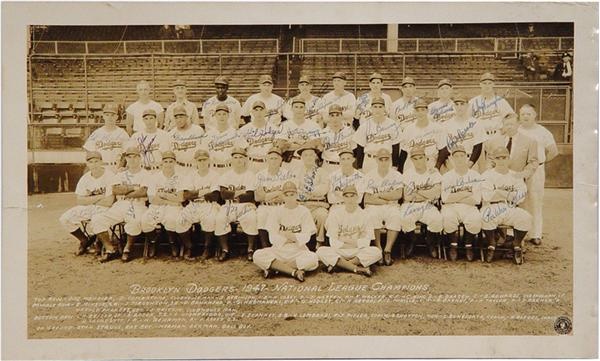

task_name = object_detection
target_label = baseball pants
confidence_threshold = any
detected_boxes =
[399,202,443,233]
[441,203,482,234]
[89,199,147,236]
[253,244,319,271]
[301,202,328,243]
[316,245,382,267]
[521,165,545,239]
[59,205,109,234]
[481,203,532,232]
[214,201,258,236]
[179,200,218,233]
[141,204,188,234]
[365,204,402,231]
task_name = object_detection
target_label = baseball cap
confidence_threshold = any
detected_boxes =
[297,145,319,156]
[173,105,187,117]
[369,72,383,82]
[103,103,118,114]
[214,76,229,86]
[414,98,428,109]
[267,146,283,157]
[142,109,157,118]
[328,104,343,115]
[85,151,102,161]
[161,151,176,160]
[332,72,347,80]
[342,185,358,196]
[437,78,453,88]
[172,78,186,87]
[371,97,385,106]
[252,100,266,110]
[259,74,273,84]
[401,77,416,86]
[453,94,468,104]
[338,148,355,157]
[125,146,141,156]
[194,149,210,160]
[480,72,495,82]
[291,97,305,106]
[231,147,247,157]
[410,146,426,158]
[451,144,467,155]
[214,104,230,113]
[494,146,510,158]
[375,148,392,159]
[298,75,312,84]
[282,181,298,195]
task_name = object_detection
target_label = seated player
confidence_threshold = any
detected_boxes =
[363,148,403,266]
[214,147,258,262]
[140,151,194,261]
[400,146,444,259]
[317,185,381,276]
[59,151,115,255]
[253,181,319,282]
[89,147,150,263]
[441,145,483,261]
[180,149,221,260]
[480,147,532,264]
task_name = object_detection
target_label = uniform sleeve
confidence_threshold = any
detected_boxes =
[470,171,483,204]
[241,95,253,117]
[353,124,367,147]
[74,175,89,196]
[441,174,451,203]
[82,131,98,151]
[391,121,402,145]
[190,104,200,125]
[177,174,192,192]
[542,127,557,148]
[512,175,527,205]
[231,100,242,124]
[145,177,157,197]
[125,103,135,115]
[153,102,165,115]
[117,129,131,143]
[473,121,489,145]
[245,172,256,192]
[201,100,210,120]
[233,132,249,149]
[110,172,122,186]
[481,171,495,202]
[266,210,286,247]
[325,212,342,247]
[499,98,514,118]
[295,207,317,244]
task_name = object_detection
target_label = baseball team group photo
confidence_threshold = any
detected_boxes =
[26,22,574,337]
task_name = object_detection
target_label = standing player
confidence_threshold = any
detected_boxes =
[319,104,356,177]
[428,79,456,124]
[468,72,514,137]
[400,146,444,259]
[241,74,284,125]
[164,79,200,131]
[125,80,165,134]
[254,146,297,254]
[282,75,321,125]
[89,147,150,263]
[253,181,319,282]
[59,151,115,256]
[180,149,221,260]
[363,148,403,265]
[213,148,258,262]
[202,76,243,130]
[318,72,356,127]
[83,103,130,172]
[169,105,206,175]
[480,147,532,264]
[399,98,442,173]
[279,97,322,169]
[140,151,195,261]
[441,145,483,261]
[353,97,401,173]
[391,77,419,130]
[436,94,487,173]
[355,72,393,126]
[129,109,172,172]
[517,104,558,246]
[317,185,381,276]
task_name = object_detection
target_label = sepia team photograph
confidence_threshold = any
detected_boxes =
[2,2,598,360]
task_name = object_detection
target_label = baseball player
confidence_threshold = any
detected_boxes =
[253,181,319,282]
[83,103,130,172]
[427,79,456,124]
[140,151,195,261]
[317,184,381,276]
[164,79,200,131]
[254,146,297,254]
[391,76,419,130]
[129,109,172,172]
[400,146,444,259]
[353,97,401,173]
[200,104,248,175]
[169,104,206,175]
[436,93,487,173]
[282,74,322,125]
[213,147,258,262]
[279,97,322,169]
[59,151,115,256]
[517,103,558,246]
[441,145,483,261]
[202,76,243,130]
[480,146,532,264]
[468,72,514,137]
[363,148,403,265]
[354,72,393,126]
[125,80,165,134]
[319,104,356,177]
[318,72,356,127]
[180,149,221,260]
[327,149,367,209]
[292,145,329,249]
[89,146,150,263]
[241,74,284,125]
[399,98,442,173]
[238,100,285,173]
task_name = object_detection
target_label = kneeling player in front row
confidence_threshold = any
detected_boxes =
[317,185,381,276]
[253,181,319,282]
[480,147,532,264]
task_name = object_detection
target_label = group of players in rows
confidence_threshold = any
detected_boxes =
[59,70,558,281]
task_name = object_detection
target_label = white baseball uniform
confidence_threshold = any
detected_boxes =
[441,169,483,234]
[282,95,321,123]
[364,168,403,231]
[214,169,258,236]
[353,117,401,173]
[438,116,488,172]
[201,127,248,173]
[391,96,419,130]
[255,168,297,230]
[179,169,221,233]
[292,165,329,243]
[279,118,321,169]
[480,169,532,231]
[319,125,356,175]
[318,90,356,126]
[355,92,393,124]
[237,122,285,173]
[83,126,130,171]
[400,121,443,171]
[241,93,285,125]
[400,168,443,233]
[427,99,456,124]
[202,95,242,130]
[129,129,172,171]
[468,94,514,136]
[126,100,165,133]
[169,124,205,173]
[141,170,190,233]
[327,169,367,206]
[253,204,319,271]
[164,99,200,131]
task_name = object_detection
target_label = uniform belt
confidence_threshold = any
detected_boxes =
[366,153,377,158]
[192,198,208,203]
[261,202,283,206]
[212,163,231,168]
[249,157,265,163]
[144,165,160,170]
[177,161,194,167]
[226,199,252,204]
[106,161,118,166]
[539,162,544,166]
[292,155,301,160]
[323,159,339,165]
[489,201,509,204]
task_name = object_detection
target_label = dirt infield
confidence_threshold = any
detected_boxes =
[28,189,572,338]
